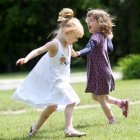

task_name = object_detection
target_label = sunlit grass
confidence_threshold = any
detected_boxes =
[0,68,86,79]
[0,105,140,140]
[0,80,140,139]
[0,80,140,111]
[0,72,28,79]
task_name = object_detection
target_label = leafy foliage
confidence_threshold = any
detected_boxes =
[0,0,139,72]
[0,0,100,72]
[118,54,140,79]
[108,0,140,60]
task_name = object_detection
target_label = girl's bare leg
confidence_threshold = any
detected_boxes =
[93,94,125,107]
[92,94,97,101]
[64,103,86,137]
[106,95,129,118]
[106,96,123,107]
[97,95,115,124]
[64,103,75,130]
[34,105,57,130]
[29,105,56,136]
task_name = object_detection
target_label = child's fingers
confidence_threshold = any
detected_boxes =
[75,52,80,56]
[16,58,25,65]
[16,60,20,65]
[16,61,22,65]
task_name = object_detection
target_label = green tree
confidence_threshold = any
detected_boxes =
[109,0,140,61]
[0,0,101,72]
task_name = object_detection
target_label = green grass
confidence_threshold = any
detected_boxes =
[0,105,140,140]
[0,68,86,79]
[73,79,140,104]
[0,72,28,79]
[0,90,30,111]
[0,80,140,139]
[0,80,140,111]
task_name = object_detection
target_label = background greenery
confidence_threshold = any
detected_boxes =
[118,54,140,79]
[0,0,139,73]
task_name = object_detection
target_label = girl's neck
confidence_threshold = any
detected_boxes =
[57,36,67,48]
[92,31,101,35]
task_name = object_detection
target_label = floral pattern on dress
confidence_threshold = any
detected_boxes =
[59,54,68,65]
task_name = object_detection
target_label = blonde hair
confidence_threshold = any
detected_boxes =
[86,9,115,37]
[54,8,84,38]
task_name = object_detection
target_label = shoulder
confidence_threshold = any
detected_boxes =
[48,39,57,48]
[91,32,104,40]
[90,32,105,45]
[41,39,59,57]
[44,39,58,51]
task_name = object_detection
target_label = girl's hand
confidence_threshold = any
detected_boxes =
[108,33,113,39]
[16,58,28,65]
[71,50,80,57]
[72,52,77,57]
[72,51,80,57]
[75,51,80,56]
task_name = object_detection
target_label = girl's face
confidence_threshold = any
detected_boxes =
[86,17,100,34]
[64,31,80,45]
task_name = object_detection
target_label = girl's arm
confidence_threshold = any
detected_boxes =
[77,40,96,56]
[71,48,77,57]
[16,41,57,65]
[76,38,113,57]
[107,38,113,54]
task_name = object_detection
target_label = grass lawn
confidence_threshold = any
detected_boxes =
[0,72,28,79]
[0,80,140,139]
[0,105,140,140]
[0,80,140,111]
[0,67,86,79]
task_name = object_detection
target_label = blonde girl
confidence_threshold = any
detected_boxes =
[13,8,86,137]
[76,9,129,124]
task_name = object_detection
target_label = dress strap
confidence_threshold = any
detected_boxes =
[54,38,63,51]
[54,38,71,58]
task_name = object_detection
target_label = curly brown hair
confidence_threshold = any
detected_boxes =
[86,9,115,37]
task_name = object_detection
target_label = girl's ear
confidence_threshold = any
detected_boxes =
[65,31,68,35]
[65,30,70,35]
[65,29,73,35]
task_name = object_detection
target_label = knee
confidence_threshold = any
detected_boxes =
[67,103,75,108]
[44,106,56,118]
[92,94,97,101]
[106,95,109,102]
[50,105,57,113]
[96,96,106,104]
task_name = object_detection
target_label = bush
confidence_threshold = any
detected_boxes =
[118,54,140,79]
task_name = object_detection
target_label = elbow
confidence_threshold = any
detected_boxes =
[33,49,42,57]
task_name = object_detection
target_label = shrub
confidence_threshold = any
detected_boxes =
[118,54,140,79]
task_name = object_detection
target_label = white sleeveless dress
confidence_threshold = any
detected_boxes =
[12,38,80,110]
